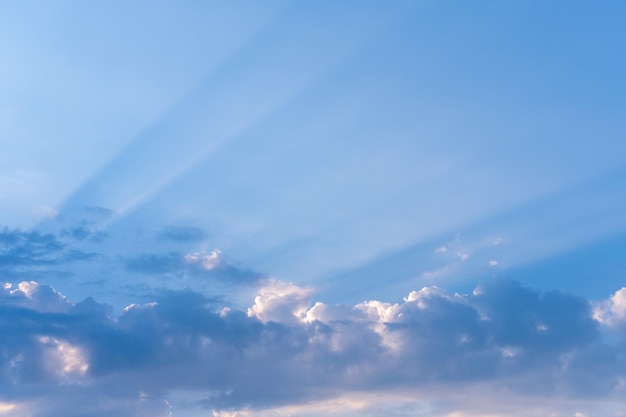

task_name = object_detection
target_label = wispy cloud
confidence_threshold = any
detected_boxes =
[0,227,96,271]
[157,226,207,243]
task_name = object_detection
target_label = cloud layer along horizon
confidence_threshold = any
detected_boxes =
[0,277,625,417]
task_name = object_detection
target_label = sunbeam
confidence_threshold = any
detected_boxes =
[2,1,626,416]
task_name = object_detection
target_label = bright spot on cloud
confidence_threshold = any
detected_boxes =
[435,246,448,253]
[123,301,158,313]
[488,260,498,267]
[12,281,40,298]
[457,252,470,262]
[39,336,89,381]
[404,286,455,311]
[500,347,519,358]
[185,250,222,270]
[0,403,16,414]
[212,411,242,417]
[593,287,626,327]
[248,279,312,323]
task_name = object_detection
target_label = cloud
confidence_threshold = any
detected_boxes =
[56,206,114,242]
[125,250,262,285]
[0,227,96,272]
[457,251,470,262]
[593,287,626,328]
[184,250,221,270]
[33,206,59,220]
[248,279,313,324]
[158,226,207,243]
[0,278,623,416]
[124,252,183,275]
[0,281,72,313]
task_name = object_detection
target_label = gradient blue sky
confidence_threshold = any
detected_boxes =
[1,1,626,416]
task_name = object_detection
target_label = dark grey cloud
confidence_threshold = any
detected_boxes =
[0,227,95,271]
[124,251,263,285]
[0,279,624,416]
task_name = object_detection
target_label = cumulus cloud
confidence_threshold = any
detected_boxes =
[0,278,624,416]
[593,287,626,328]
[248,279,312,323]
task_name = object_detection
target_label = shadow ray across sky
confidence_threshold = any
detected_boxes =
[318,165,626,303]
[3,2,626,416]
[59,2,408,220]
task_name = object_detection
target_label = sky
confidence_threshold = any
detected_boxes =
[1,1,626,416]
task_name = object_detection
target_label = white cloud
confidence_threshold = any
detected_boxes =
[1,280,71,312]
[593,287,626,327]
[457,252,470,262]
[247,279,312,323]
[122,301,158,313]
[38,336,89,382]
[184,250,222,270]
[405,285,454,308]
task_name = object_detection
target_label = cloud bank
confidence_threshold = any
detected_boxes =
[0,278,624,416]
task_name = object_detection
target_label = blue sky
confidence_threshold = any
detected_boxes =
[1,1,626,416]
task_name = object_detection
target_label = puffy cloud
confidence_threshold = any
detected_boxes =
[0,280,72,313]
[0,279,623,416]
[248,279,312,323]
[593,287,626,328]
